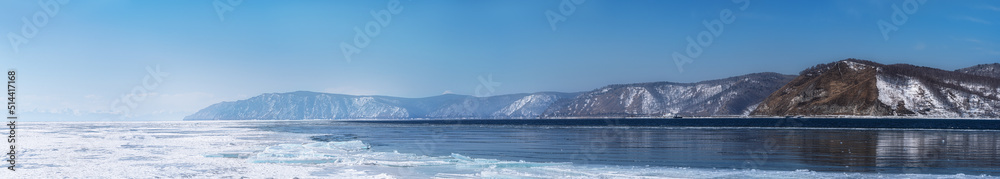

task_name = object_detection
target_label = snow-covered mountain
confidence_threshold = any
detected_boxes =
[540,72,796,117]
[753,59,1000,118]
[956,63,1000,79]
[183,91,578,120]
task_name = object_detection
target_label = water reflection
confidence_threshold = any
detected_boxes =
[255,121,1000,175]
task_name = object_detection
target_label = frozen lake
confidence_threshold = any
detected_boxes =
[9,120,1000,178]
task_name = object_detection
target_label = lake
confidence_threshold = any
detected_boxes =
[12,119,1000,178]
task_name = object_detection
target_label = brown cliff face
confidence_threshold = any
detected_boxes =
[751,59,894,116]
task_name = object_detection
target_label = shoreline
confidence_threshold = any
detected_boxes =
[37,117,1000,130]
[339,118,1000,130]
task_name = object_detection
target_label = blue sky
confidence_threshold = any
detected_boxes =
[1,0,998,121]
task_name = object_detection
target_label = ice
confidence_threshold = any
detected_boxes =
[12,121,999,178]
[248,140,376,164]
[246,140,566,169]
[12,121,323,178]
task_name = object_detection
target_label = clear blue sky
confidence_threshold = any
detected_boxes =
[1,0,997,121]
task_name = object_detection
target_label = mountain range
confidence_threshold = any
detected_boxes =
[184,59,1000,120]
[183,91,578,120]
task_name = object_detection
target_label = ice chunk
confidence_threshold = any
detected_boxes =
[249,140,371,164]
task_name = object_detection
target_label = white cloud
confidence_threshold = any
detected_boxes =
[959,16,991,25]
[845,8,863,18]
[982,5,1000,12]
[964,38,983,44]
[914,42,926,50]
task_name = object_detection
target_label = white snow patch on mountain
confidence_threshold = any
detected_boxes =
[876,72,1000,118]
[494,94,561,117]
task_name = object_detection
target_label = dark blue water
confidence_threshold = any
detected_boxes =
[247,118,1000,175]
[351,118,1000,130]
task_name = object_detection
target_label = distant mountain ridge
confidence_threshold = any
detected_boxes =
[184,91,578,120]
[185,59,1000,120]
[956,63,1000,79]
[541,72,795,117]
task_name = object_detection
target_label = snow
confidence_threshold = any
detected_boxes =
[742,102,761,116]
[876,75,949,117]
[876,72,1000,118]
[550,74,783,117]
[842,60,869,71]
[493,94,559,117]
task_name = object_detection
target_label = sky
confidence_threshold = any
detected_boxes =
[1,0,998,121]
